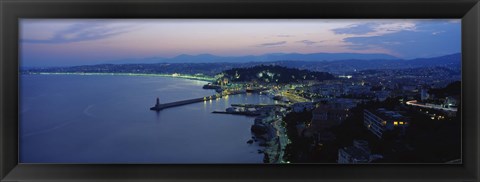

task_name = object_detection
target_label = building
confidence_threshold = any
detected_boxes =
[445,96,459,108]
[331,98,360,110]
[420,88,430,101]
[292,102,315,112]
[375,90,391,101]
[402,85,418,92]
[311,104,348,129]
[338,140,383,164]
[363,108,409,138]
[301,103,349,142]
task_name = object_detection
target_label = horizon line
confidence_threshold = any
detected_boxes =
[20,52,461,68]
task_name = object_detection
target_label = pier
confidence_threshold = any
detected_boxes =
[150,95,220,111]
[149,88,270,111]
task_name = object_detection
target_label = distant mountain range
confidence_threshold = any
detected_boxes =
[104,52,400,64]
[24,53,461,75]
[273,53,461,73]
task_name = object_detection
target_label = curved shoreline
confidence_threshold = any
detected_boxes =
[23,72,216,82]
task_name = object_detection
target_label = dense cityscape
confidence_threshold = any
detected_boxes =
[23,52,461,163]
[20,19,461,164]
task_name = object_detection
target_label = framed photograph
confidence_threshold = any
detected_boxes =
[1,0,479,181]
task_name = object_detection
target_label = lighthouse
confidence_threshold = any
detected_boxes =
[150,97,162,111]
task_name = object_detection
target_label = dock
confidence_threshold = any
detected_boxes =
[231,103,288,108]
[211,111,260,116]
[149,87,272,111]
[150,95,220,111]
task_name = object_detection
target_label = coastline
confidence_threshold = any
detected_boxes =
[23,72,216,82]
[24,72,287,163]
[20,74,267,163]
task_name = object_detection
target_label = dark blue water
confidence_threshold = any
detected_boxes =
[20,74,275,163]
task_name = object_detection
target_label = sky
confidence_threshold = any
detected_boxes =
[20,19,461,67]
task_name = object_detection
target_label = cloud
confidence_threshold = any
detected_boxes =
[332,20,462,58]
[277,34,293,37]
[297,40,318,46]
[333,22,417,36]
[22,22,133,44]
[256,41,287,47]
[332,23,376,35]
[342,21,460,58]
[373,22,417,34]
[432,31,445,35]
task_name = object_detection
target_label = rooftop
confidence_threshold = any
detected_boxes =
[370,108,408,121]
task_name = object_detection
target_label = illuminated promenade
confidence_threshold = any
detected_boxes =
[33,72,216,82]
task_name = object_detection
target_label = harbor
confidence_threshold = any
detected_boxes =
[212,103,288,117]
[211,110,260,116]
[148,84,291,163]
[149,87,268,111]
[212,102,290,163]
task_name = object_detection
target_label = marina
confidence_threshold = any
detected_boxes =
[150,88,268,111]
[211,110,260,116]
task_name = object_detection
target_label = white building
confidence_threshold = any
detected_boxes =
[363,108,409,138]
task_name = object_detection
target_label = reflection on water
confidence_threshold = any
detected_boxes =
[20,74,275,163]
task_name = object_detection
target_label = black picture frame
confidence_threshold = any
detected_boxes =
[1,0,479,181]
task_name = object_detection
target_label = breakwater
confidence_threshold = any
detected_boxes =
[150,95,220,111]
[150,89,260,111]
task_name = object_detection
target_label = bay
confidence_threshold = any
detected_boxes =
[19,74,275,163]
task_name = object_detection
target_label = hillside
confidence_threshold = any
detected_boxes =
[218,65,334,84]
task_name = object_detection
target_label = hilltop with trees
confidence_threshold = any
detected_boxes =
[217,65,334,84]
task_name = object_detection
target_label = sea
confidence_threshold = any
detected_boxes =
[19,74,276,163]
